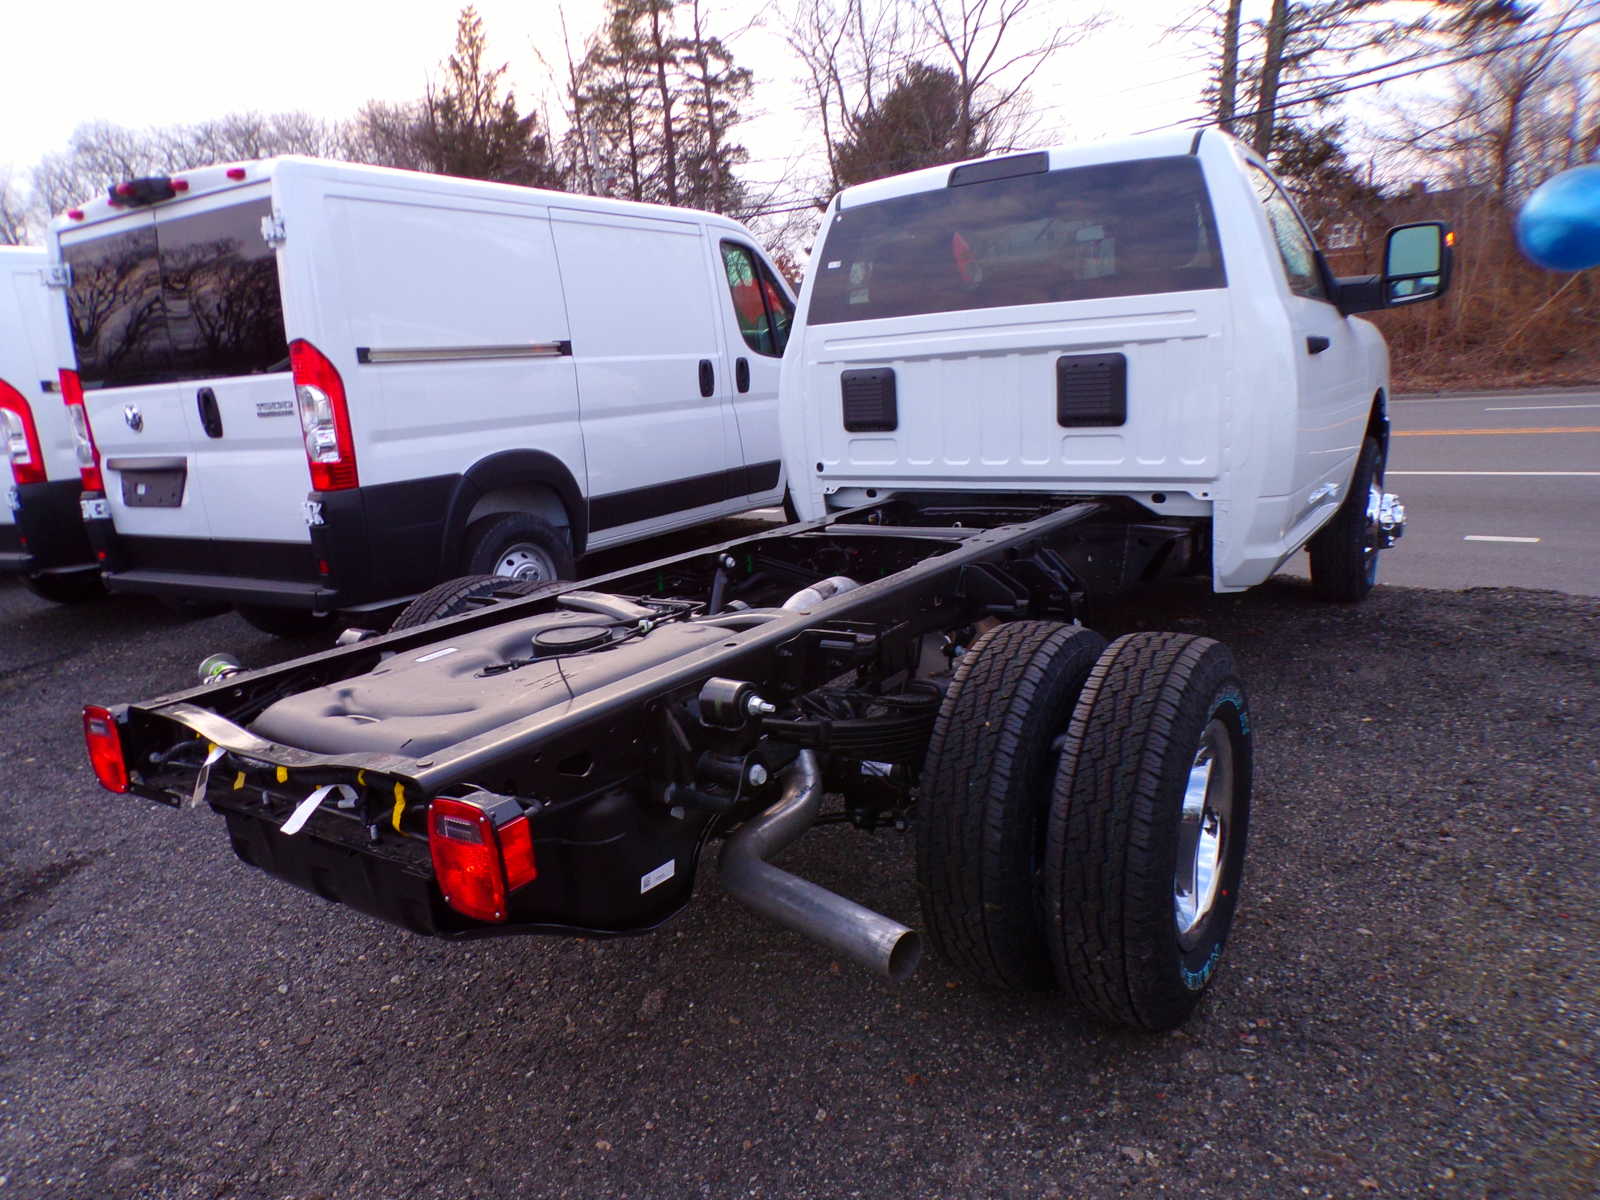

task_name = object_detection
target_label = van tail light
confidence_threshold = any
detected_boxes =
[0,379,46,486]
[59,369,103,492]
[290,339,358,491]
[83,705,130,793]
[428,794,537,923]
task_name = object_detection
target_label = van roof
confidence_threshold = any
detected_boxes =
[50,155,765,236]
[834,127,1219,211]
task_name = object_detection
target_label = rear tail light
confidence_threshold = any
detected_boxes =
[83,705,129,793]
[0,379,46,486]
[428,795,537,923]
[290,339,358,491]
[59,369,103,492]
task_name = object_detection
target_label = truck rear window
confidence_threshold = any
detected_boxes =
[808,157,1225,325]
[62,198,288,389]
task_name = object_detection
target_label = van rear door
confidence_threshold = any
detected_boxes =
[149,192,303,547]
[62,211,214,545]
[64,190,305,573]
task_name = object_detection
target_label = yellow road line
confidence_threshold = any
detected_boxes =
[1393,425,1600,437]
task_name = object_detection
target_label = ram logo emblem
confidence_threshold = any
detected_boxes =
[123,404,143,433]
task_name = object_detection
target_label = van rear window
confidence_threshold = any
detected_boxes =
[808,156,1225,325]
[63,198,288,389]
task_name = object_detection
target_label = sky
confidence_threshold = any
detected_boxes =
[0,0,1213,205]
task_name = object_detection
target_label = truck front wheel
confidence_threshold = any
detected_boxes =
[1045,633,1251,1031]
[916,620,1106,990]
[1308,436,1386,602]
[389,573,564,632]
[463,513,575,584]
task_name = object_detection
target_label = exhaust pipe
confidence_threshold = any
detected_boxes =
[718,750,922,982]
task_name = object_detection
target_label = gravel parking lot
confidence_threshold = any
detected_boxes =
[1,555,1595,1199]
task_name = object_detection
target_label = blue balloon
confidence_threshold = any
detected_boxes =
[1517,164,1600,272]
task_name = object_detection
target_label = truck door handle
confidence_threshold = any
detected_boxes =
[1306,335,1331,355]
[698,359,715,398]
[196,387,224,438]
[735,357,750,394]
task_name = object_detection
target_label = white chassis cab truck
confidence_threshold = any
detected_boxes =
[84,130,1450,1033]
[782,127,1448,600]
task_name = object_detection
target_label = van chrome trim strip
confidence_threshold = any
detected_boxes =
[355,342,573,365]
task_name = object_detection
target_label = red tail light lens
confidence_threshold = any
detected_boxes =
[290,339,358,491]
[428,795,537,923]
[0,379,46,486]
[59,369,103,492]
[83,705,129,793]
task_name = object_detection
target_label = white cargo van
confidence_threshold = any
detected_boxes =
[0,246,100,602]
[782,128,1445,600]
[52,158,793,633]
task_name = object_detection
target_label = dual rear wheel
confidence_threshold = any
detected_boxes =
[917,621,1252,1031]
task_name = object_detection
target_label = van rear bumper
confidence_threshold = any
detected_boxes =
[88,525,336,610]
[84,484,438,612]
[0,480,97,577]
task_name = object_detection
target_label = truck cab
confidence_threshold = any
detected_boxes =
[780,128,1449,598]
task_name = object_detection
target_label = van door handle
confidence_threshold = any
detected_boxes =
[1306,335,1331,355]
[735,357,750,394]
[196,387,224,438]
[698,359,715,398]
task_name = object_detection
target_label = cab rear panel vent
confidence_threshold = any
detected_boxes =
[841,368,898,432]
[1056,353,1128,427]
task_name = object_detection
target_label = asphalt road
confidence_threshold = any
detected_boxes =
[1,557,1596,1198]
[1285,389,1600,597]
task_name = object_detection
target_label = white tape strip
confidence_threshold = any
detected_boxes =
[187,745,226,809]
[281,784,357,836]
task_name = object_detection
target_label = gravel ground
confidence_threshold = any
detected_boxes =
[0,561,1595,1200]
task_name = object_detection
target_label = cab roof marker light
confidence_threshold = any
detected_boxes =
[172,179,189,192]
[83,705,130,794]
[226,167,247,181]
[66,209,85,221]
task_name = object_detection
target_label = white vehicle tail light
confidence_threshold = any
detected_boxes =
[59,369,103,492]
[0,379,45,486]
[290,339,358,491]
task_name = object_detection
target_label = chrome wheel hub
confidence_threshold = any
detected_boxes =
[493,543,556,581]
[1174,718,1235,949]
[1376,491,1405,548]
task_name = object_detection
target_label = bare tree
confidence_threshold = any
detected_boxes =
[788,0,1102,194]
[0,170,30,245]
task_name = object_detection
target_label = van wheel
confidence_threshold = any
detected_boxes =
[1045,633,1251,1031]
[390,574,564,632]
[237,606,336,638]
[1308,436,1384,602]
[916,620,1107,991]
[22,572,105,605]
[463,513,574,583]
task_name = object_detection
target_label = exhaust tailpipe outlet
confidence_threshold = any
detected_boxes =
[718,750,922,982]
